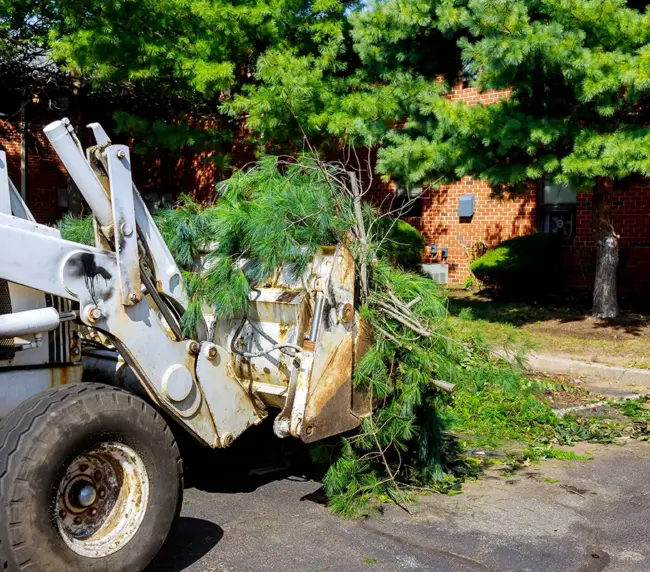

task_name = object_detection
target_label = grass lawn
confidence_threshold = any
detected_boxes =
[447,289,650,367]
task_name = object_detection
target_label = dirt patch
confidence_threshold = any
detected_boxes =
[540,390,593,409]
[448,290,650,365]
[527,314,650,342]
[530,375,601,409]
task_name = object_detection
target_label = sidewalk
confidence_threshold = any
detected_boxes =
[494,348,650,397]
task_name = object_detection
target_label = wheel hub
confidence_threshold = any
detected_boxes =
[75,484,97,507]
[55,442,149,558]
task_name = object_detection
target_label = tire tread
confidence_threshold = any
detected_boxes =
[0,383,182,571]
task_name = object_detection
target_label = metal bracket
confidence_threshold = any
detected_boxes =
[87,122,112,147]
[106,145,141,306]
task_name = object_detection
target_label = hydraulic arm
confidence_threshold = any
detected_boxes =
[0,120,261,447]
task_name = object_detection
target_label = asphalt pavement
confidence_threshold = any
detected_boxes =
[147,439,650,572]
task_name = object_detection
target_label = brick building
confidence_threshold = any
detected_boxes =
[2,86,649,297]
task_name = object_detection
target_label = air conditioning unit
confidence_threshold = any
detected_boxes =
[421,263,448,285]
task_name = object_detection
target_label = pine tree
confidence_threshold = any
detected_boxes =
[235,0,650,318]
[366,0,650,318]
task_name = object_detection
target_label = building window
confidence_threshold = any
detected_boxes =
[540,179,577,239]
[393,185,423,218]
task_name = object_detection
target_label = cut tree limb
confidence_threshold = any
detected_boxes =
[432,379,456,392]
[405,296,422,309]
[372,300,432,337]
[375,324,402,346]
[349,171,369,301]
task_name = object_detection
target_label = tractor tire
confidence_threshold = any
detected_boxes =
[0,383,183,572]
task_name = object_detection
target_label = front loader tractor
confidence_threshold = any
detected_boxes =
[0,119,370,571]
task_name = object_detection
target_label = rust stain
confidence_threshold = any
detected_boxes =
[50,365,83,387]
[275,290,300,303]
[300,336,360,443]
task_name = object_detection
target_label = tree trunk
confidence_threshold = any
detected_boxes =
[591,177,619,319]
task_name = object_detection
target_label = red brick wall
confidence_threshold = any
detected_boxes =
[0,117,68,224]
[563,183,650,295]
[573,184,650,250]
[416,179,537,284]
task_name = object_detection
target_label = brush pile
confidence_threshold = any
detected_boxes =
[61,154,556,515]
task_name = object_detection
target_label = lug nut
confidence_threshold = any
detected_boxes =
[186,340,200,355]
[59,510,67,519]
[74,517,82,525]
[98,488,106,499]
[206,345,218,361]
[116,149,126,159]
[90,508,98,517]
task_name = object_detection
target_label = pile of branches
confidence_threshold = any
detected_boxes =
[61,153,511,515]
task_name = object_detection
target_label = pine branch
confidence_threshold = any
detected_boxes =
[350,170,370,301]
[371,300,432,338]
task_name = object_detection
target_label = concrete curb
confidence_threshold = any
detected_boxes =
[494,349,650,387]
[525,353,650,386]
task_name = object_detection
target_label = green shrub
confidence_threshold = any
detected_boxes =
[470,233,562,297]
[373,218,426,270]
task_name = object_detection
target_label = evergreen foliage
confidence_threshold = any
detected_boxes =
[226,0,650,317]
[470,233,563,297]
[58,213,94,246]
[156,156,357,335]
[2,0,359,154]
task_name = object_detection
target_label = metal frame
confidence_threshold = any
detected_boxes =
[1,120,262,447]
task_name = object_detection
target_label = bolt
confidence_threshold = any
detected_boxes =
[59,510,67,519]
[337,303,354,324]
[116,149,126,159]
[221,432,234,447]
[129,292,141,303]
[79,463,88,472]
[74,516,82,525]
[90,508,98,517]
[306,426,314,436]
[186,340,200,355]
[121,222,133,237]
[94,470,102,482]
[206,345,218,361]
[71,347,81,358]
[84,305,102,323]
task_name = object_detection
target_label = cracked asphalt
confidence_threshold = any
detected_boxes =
[147,439,650,572]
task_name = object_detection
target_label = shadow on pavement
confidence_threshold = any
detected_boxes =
[180,415,315,494]
[146,517,223,571]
